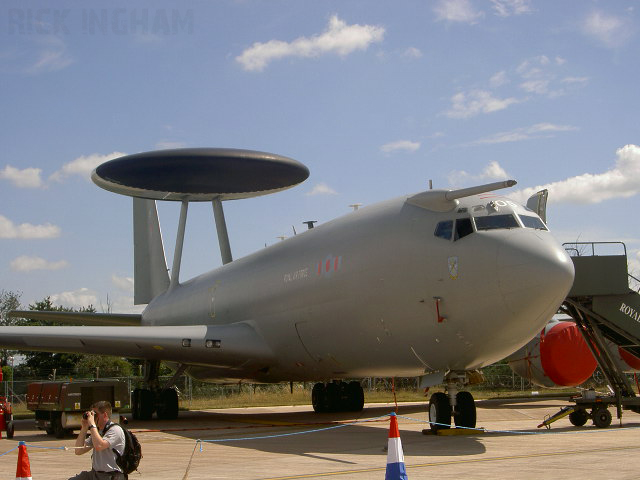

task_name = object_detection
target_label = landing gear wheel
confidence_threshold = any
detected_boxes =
[157,388,179,420]
[454,391,476,429]
[346,381,364,412]
[312,383,327,413]
[325,383,340,412]
[429,392,451,432]
[134,388,155,420]
[592,408,612,428]
[569,409,588,427]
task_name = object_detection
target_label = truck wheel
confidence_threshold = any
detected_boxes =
[6,421,15,439]
[53,415,66,438]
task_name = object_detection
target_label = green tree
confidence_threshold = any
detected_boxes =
[75,355,133,377]
[19,297,95,377]
[0,289,22,366]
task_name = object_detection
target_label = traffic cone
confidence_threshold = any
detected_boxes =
[16,441,32,480]
[385,413,408,480]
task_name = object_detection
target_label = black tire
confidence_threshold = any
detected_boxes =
[592,408,612,428]
[312,383,326,413]
[325,383,340,412]
[569,409,588,427]
[6,421,15,439]
[53,414,66,439]
[157,388,179,420]
[429,392,451,432]
[45,426,54,435]
[346,381,364,412]
[454,391,476,429]
[138,389,155,420]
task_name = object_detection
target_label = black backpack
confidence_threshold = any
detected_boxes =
[104,422,143,475]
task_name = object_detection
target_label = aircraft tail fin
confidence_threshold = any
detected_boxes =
[526,189,548,223]
[133,198,170,304]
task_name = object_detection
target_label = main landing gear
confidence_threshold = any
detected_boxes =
[132,360,182,421]
[312,381,365,413]
[428,374,477,432]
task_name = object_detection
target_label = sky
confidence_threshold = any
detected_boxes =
[1,0,639,313]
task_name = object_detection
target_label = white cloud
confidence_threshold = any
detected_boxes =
[306,183,338,196]
[434,0,484,24]
[111,274,134,292]
[10,255,68,272]
[380,140,421,153]
[402,47,423,58]
[582,11,634,48]
[236,15,385,72]
[50,288,98,310]
[471,123,578,145]
[445,90,519,119]
[0,165,43,188]
[489,70,509,88]
[26,36,74,74]
[448,160,510,186]
[0,215,61,239]
[50,152,126,182]
[511,144,640,205]
[490,0,533,17]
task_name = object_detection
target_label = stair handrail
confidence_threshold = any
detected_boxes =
[629,273,640,293]
[563,241,627,257]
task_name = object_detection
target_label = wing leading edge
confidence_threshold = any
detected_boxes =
[8,310,142,326]
[0,323,274,372]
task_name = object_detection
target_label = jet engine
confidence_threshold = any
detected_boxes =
[507,320,640,388]
[506,320,597,388]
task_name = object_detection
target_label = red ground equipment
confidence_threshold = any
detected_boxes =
[0,395,15,439]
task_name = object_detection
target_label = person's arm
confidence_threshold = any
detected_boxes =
[74,413,93,455]
[86,413,111,452]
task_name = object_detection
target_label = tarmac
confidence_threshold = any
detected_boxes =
[2,397,640,479]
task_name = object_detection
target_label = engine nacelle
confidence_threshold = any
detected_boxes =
[506,320,596,388]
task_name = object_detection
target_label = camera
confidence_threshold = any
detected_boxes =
[83,411,92,420]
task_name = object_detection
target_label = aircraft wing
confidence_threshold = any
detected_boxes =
[8,310,141,326]
[0,323,274,369]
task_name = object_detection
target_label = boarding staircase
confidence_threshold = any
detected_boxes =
[561,242,640,416]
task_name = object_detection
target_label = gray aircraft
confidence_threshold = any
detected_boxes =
[1,149,574,431]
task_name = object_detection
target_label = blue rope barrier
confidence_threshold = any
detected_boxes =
[197,414,391,444]
[396,414,640,435]
[0,445,19,457]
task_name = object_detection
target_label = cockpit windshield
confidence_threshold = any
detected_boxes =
[519,214,548,230]
[474,214,519,231]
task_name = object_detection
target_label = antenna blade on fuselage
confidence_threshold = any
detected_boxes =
[444,180,517,201]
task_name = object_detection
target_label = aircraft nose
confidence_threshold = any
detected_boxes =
[497,233,575,315]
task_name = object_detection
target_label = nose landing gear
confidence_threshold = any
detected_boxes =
[428,373,477,432]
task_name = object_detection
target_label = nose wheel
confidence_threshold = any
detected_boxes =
[428,390,477,432]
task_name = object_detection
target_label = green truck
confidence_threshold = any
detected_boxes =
[27,380,129,438]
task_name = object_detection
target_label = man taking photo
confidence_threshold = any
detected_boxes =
[69,401,126,480]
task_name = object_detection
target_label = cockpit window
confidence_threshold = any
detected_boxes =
[475,214,519,231]
[454,218,473,240]
[434,220,453,240]
[519,215,548,231]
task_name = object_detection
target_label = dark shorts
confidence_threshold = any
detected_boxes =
[68,469,127,480]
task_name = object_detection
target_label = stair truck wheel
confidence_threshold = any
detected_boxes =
[429,392,452,432]
[592,408,612,428]
[569,409,588,427]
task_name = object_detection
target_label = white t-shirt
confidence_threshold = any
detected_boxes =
[85,422,126,473]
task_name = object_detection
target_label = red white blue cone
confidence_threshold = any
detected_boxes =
[385,413,408,480]
[16,441,32,480]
